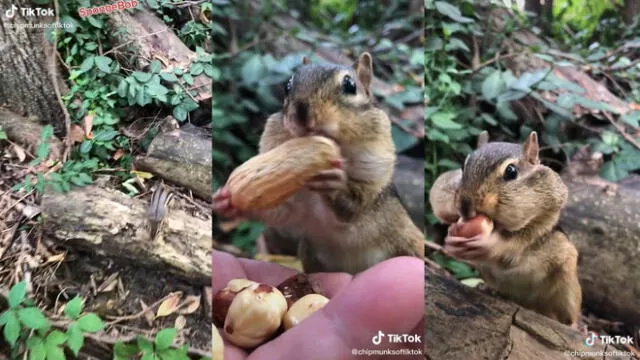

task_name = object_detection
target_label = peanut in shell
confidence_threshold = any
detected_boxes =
[226,136,341,211]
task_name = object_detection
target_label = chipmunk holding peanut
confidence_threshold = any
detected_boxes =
[214,52,423,274]
[429,132,582,326]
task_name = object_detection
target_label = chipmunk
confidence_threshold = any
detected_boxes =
[147,182,173,239]
[213,52,424,274]
[429,131,582,326]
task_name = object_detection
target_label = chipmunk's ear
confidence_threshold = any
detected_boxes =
[477,131,489,149]
[354,52,373,95]
[522,131,540,165]
[303,56,312,65]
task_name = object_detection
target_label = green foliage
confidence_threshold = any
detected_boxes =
[1,282,205,359]
[9,0,213,196]
[0,125,6,140]
[0,282,104,359]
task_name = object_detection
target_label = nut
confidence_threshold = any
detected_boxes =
[276,273,317,308]
[223,282,288,348]
[212,326,224,360]
[226,136,341,211]
[282,294,329,330]
[449,214,493,238]
[212,279,256,327]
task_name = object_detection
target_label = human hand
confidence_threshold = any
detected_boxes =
[212,250,424,360]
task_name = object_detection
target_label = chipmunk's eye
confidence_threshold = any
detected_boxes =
[503,164,518,181]
[341,75,356,95]
[285,76,293,95]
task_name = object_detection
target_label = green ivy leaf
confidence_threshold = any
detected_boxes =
[17,307,49,330]
[79,56,95,73]
[173,105,188,121]
[150,60,162,74]
[621,111,640,127]
[481,70,504,100]
[114,342,140,356]
[600,159,628,182]
[86,15,103,28]
[138,336,154,352]
[431,112,462,129]
[183,73,194,85]
[190,63,204,76]
[64,296,82,320]
[77,313,104,333]
[160,72,179,82]
[3,311,20,347]
[8,281,26,308]
[29,342,46,360]
[132,72,153,83]
[60,15,78,33]
[241,54,266,84]
[434,1,473,23]
[44,343,65,360]
[66,324,84,356]
[80,140,93,154]
[95,56,112,73]
[45,330,67,346]
[155,328,177,350]
[391,126,419,153]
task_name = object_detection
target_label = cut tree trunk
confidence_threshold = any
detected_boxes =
[41,186,211,284]
[0,0,66,135]
[0,109,63,161]
[560,178,640,326]
[107,7,211,102]
[134,124,212,200]
[424,266,634,360]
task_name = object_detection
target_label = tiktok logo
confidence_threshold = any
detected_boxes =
[585,332,597,347]
[5,5,18,18]
[372,330,385,345]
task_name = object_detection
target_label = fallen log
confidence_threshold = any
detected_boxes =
[41,186,211,284]
[107,7,211,102]
[424,266,634,360]
[560,178,640,325]
[135,124,212,200]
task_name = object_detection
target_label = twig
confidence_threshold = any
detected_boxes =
[472,53,520,73]
[0,190,34,219]
[102,29,170,56]
[605,57,640,72]
[104,292,179,326]
[603,112,640,150]
[52,0,72,163]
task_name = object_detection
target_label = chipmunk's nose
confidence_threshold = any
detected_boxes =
[459,196,477,220]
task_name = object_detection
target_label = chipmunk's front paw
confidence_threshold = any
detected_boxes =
[306,168,347,196]
[443,234,494,262]
[212,187,251,221]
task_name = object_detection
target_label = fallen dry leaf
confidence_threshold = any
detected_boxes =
[178,295,201,315]
[140,300,154,326]
[83,114,94,138]
[174,315,187,330]
[69,124,85,144]
[112,149,124,160]
[11,144,26,162]
[44,253,66,265]
[97,272,120,293]
[156,292,182,318]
